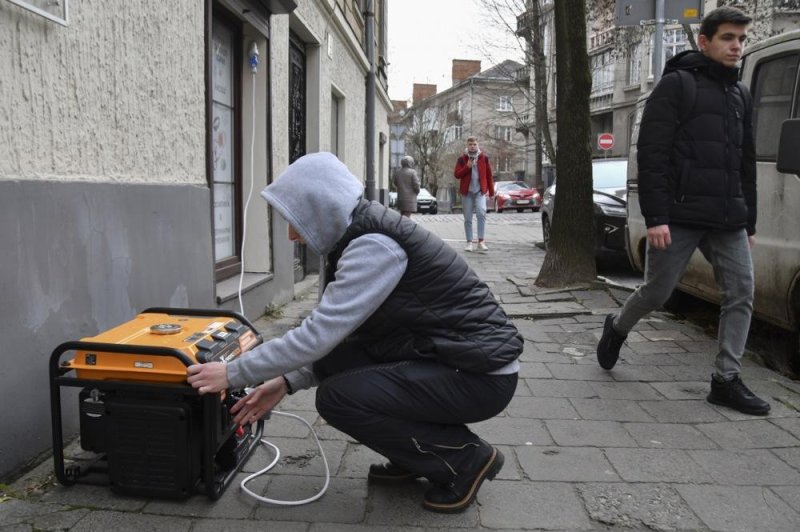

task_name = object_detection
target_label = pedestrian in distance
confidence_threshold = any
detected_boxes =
[393,155,420,217]
[187,152,523,513]
[454,136,494,252]
[596,6,770,415]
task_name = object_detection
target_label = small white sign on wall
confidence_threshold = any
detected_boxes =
[7,0,69,26]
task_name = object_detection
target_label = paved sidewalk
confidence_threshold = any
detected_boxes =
[5,218,800,531]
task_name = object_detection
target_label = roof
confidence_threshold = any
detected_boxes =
[473,59,525,81]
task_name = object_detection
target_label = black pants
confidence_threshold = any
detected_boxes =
[314,340,517,484]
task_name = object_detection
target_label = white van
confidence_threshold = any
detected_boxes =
[626,30,800,363]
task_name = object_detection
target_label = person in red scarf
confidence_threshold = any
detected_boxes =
[454,136,494,252]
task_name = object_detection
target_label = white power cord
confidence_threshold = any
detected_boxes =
[234,42,330,505]
[238,42,260,316]
[239,410,330,505]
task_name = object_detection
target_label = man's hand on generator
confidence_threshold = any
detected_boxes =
[187,362,229,394]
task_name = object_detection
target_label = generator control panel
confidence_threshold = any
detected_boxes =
[65,310,259,383]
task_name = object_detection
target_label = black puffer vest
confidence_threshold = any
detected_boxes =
[638,51,756,233]
[325,200,523,373]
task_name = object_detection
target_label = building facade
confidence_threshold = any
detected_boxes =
[399,58,534,209]
[517,0,800,164]
[0,0,391,478]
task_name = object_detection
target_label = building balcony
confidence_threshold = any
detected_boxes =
[589,27,615,51]
[774,0,800,11]
[515,117,533,136]
[590,92,613,113]
[515,67,531,86]
[516,10,534,37]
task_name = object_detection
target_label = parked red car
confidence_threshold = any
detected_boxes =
[491,181,541,213]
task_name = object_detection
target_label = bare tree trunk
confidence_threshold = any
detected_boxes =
[530,0,544,189]
[534,1,556,166]
[535,0,596,288]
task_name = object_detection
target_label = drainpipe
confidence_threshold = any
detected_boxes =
[653,0,665,83]
[364,0,376,200]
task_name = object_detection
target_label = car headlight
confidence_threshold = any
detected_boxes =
[596,202,627,216]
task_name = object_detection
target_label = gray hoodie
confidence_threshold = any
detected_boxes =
[225,152,409,391]
[226,152,518,392]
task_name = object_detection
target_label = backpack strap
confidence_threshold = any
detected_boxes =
[674,69,696,125]
[736,80,752,121]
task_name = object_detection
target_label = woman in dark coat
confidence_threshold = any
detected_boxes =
[393,155,420,217]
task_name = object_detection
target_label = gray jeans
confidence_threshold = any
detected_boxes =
[614,226,753,379]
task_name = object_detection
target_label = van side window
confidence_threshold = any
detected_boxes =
[751,54,799,160]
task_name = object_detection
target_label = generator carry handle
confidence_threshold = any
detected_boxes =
[143,307,261,337]
[49,340,197,487]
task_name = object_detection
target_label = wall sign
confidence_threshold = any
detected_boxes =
[6,0,69,26]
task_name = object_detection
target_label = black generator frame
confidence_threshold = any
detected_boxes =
[49,307,264,500]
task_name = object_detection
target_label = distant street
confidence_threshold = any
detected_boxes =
[413,211,644,290]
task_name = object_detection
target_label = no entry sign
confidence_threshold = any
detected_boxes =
[598,133,615,150]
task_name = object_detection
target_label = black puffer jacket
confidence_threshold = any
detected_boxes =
[637,50,757,234]
[325,200,523,373]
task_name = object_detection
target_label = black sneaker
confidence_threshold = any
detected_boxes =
[367,462,421,484]
[707,375,771,416]
[422,442,504,513]
[597,314,626,370]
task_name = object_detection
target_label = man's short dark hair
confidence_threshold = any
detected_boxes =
[699,6,752,40]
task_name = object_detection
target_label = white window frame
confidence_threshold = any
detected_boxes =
[495,125,513,142]
[627,42,642,86]
[649,28,690,79]
[590,49,614,95]
[496,95,513,112]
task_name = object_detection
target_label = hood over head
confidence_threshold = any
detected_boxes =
[400,155,415,168]
[260,152,364,255]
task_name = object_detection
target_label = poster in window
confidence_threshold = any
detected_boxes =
[212,102,233,183]
[212,22,233,106]
[214,183,234,260]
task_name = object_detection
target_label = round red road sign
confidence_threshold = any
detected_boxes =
[598,133,615,150]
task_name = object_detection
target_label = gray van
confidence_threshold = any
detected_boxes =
[626,30,800,362]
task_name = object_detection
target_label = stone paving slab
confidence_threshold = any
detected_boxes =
[516,446,620,482]
[579,482,704,530]
[676,485,800,531]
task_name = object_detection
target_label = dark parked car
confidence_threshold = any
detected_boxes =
[541,159,628,257]
[416,188,438,214]
[491,181,542,212]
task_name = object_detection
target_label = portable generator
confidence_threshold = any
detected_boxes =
[49,307,264,499]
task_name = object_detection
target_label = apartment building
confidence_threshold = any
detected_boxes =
[399,58,534,207]
[517,0,800,161]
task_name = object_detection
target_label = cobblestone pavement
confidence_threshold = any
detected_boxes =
[5,215,800,531]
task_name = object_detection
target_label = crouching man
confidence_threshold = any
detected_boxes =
[188,152,523,512]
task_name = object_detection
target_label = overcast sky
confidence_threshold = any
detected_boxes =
[386,0,524,103]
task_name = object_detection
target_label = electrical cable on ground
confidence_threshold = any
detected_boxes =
[239,410,330,505]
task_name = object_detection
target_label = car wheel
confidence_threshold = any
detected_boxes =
[542,215,551,249]
[431,206,438,215]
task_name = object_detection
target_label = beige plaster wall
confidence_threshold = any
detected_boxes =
[0,0,206,185]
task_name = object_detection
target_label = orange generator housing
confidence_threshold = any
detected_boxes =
[49,308,263,499]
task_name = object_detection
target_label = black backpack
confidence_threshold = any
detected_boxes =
[674,69,752,125]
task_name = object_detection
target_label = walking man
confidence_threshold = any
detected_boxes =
[454,136,494,252]
[596,6,769,415]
